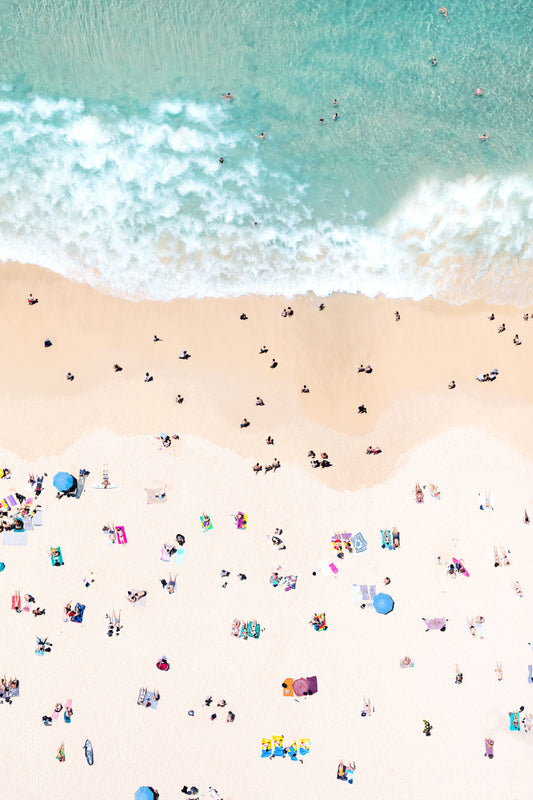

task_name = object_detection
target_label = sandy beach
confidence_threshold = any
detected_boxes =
[1,259,533,800]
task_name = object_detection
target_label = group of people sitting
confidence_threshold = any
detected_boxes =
[0,676,19,703]
[308,450,332,468]
[252,459,281,474]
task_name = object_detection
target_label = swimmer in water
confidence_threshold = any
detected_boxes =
[438,6,449,21]
[429,56,437,66]
[333,99,338,105]
[474,88,483,96]
[319,118,324,124]
[479,133,489,141]
[221,92,233,100]
[333,112,339,120]
[256,132,267,140]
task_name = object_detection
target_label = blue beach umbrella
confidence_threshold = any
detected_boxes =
[53,472,75,493]
[135,789,158,800]
[373,593,394,615]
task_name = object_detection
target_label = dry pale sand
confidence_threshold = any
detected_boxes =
[0,260,532,800]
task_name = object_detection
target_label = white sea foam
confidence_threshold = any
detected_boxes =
[0,93,531,304]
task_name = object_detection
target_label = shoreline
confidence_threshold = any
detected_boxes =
[2,259,533,487]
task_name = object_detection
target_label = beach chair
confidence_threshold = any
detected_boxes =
[369,585,376,604]
[352,532,367,553]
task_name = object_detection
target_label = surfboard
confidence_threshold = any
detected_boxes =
[91,483,118,490]
[84,739,94,765]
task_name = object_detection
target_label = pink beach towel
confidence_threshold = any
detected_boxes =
[115,526,127,544]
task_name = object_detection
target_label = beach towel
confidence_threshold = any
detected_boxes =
[287,741,299,761]
[528,665,532,684]
[32,508,43,526]
[50,547,64,566]
[23,517,34,532]
[52,707,61,720]
[381,529,392,550]
[173,547,186,566]
[143,690,159,710]
[115,526,127,544]
[328,562,339,574]
[484,738,494,758]
[273,736,284,757]
[200,515,212,531]
[5,495,16,508]
[423,617,446,631]
[292,678,309,697]
[299,738,310,755]
[132,594,147,607]
[351,532,367,553]
[254,622,261,639]
[70,604,85,623]
[351,584,363,603]
[235,512,247,530]
[452,557,469,576]
[306,676,318,695]
[478,491,494,511]
[282,678,294,697]
[74,474,86,499]
[145,488,166,504]
[160,547,171,561]
[284,575,297,591]
[360,585,370,603]
[3,530,28,546]
[231,619,240,637]
[509,712,520,731]
[11,593,21,610]
[261,738,272,758]
[369,585,376,603]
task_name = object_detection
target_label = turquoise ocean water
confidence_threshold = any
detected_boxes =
[0,0,530,302]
